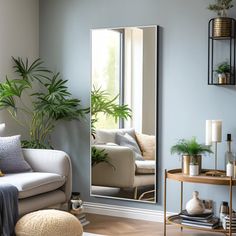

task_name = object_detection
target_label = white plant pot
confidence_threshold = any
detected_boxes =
[189,164,199,176]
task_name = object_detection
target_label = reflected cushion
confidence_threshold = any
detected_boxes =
[95,128,136,144]
[116,133,143,160]
[136,133,156,160]
[0,135,32,173]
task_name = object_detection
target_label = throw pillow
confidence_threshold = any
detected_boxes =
[0,135,32,173]
[136,133,156,160]
[95,128,136,144]
[116,133,143,161]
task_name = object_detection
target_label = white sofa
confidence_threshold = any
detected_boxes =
[0,149,72,216]
[92,129,156,199]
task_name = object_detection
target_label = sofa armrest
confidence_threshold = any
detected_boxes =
[92,145,136,188]
[22,148,72,202]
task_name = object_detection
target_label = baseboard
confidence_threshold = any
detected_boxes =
[83,202,175,222]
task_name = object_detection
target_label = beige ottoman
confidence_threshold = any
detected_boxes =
[15,209,83,236]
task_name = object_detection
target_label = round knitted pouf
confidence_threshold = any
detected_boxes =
[15,209,83,236]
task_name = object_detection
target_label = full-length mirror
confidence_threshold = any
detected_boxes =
[91,25,158,203]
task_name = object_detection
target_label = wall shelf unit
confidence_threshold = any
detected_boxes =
[164,169,234,236]
[208,17,236,85]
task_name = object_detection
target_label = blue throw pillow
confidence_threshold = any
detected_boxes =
[116,133,144,161]
[0,135,32,173]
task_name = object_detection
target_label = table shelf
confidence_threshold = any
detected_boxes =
[168,215,233,234]
[164,169,234,236]
[167,169,234,186]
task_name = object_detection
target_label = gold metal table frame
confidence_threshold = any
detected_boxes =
[164,169,234,236]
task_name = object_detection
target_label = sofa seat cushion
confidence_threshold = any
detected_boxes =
[0,172,65,199]
[135,160,156,174]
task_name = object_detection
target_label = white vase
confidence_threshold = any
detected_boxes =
[189,164,199,176]
[186,191,205,215]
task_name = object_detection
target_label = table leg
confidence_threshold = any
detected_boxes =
[180,181,183,231]
[164,169,167,236]
[229,177,233,236]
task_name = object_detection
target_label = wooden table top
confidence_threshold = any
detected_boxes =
[167,169,235,186]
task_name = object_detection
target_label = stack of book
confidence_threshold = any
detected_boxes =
[222,215,236,230]
[70,209,90,226]
[179,210,220,229]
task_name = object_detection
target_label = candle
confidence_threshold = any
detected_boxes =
[205,120,212,145]
[211,120,222,142]
[227,163,234,177]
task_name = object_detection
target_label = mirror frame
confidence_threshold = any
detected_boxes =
[90,25,159,204]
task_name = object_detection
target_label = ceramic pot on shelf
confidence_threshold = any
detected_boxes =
[182,155,201,176]
[186,191,205,215]
[189,164,199,176]
[212,17,232,38]
[218,73,230,84]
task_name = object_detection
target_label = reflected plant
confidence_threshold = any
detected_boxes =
[91,147,115,169]
[91,86,132,136]
[0,57,88,148]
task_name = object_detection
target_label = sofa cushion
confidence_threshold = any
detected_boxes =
[135,160,156,174]
[95,128,136,144]
[0,135,32,173]
[0,172,65,199]
[116,133,143,161]
[136,133,156,160]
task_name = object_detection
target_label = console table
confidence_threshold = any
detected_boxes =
[164,169,234,236]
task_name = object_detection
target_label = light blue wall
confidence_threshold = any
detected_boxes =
[39,0,236,213]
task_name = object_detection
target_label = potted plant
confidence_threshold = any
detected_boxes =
[0,57,88,148]
[171,137,213,176]
[208,0,234,38]
[214,61,231,84]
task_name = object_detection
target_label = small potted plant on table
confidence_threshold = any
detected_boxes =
[171,137,213,176]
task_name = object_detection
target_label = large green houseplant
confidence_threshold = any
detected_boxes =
[171,137,213,175]
[0,57,87,148]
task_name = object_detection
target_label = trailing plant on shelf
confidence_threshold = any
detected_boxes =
[207,0,234,17]
[215,61,231,74]
[0,57,88,149]
[91,86,131,136]
[214,61,231,83]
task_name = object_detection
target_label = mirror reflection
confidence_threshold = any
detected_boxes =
[91,25,158,203]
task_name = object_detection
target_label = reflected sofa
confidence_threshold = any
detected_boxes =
[92,128,156,199]
[0,149,72,216]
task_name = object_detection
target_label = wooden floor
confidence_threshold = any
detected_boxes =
[84,214,223,236]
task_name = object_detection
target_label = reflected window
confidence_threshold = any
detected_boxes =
[92,29,123,129]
